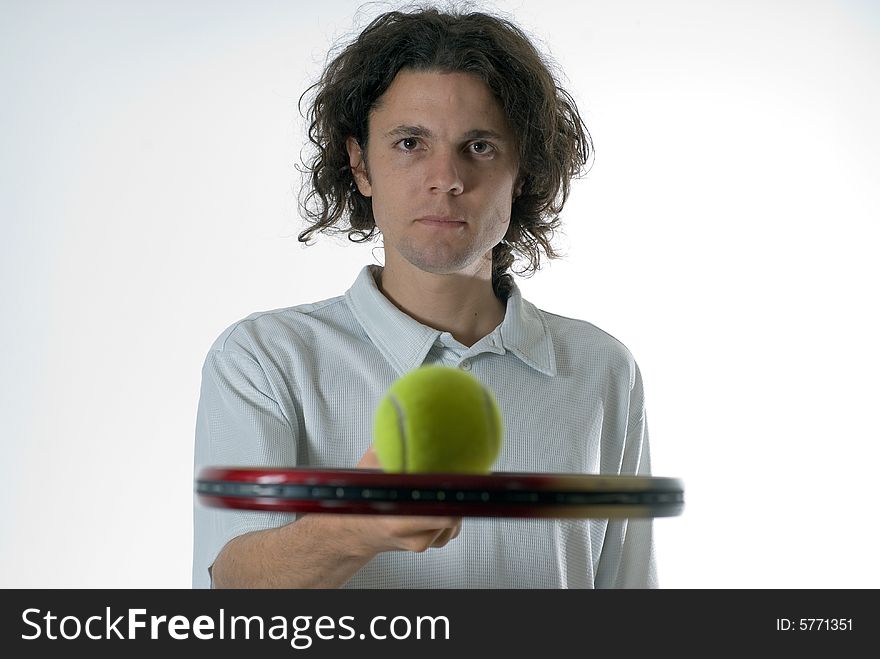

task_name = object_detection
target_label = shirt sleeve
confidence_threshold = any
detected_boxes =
[191,344,299,589]
[594,360,658,588]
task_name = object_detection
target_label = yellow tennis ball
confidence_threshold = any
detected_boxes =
[372,365,503,473]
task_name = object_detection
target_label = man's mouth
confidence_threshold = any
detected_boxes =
[415,215,466,227]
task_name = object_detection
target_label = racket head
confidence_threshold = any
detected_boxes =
[196,466,684,519]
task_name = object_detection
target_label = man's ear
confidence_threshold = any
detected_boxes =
[513,173,525,199]
[346,137,372,197]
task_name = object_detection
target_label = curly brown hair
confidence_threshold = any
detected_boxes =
[298,4,592,299]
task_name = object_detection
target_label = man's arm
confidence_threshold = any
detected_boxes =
[193,344,301,588]
[210,448,462,588]
[595,359,658,588]
[211,511,461,588]
[211,515,370,588]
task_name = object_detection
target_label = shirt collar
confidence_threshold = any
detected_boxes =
[345,265,557,377]
[498,282,558,377]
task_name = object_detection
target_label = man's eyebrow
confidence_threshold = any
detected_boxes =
[385,125,433,138]
[384,125,507,141]
[461,129,505,141]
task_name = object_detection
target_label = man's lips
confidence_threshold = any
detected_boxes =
[415,215,466,227]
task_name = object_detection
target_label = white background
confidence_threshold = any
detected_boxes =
[2,0,877,588]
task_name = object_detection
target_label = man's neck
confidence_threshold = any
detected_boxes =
[377,260,506,348]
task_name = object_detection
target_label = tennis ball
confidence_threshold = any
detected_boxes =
[372,365,503,474]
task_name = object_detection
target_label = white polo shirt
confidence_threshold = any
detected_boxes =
[192,264,657,588]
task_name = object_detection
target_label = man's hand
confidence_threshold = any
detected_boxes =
[309,445,463,557]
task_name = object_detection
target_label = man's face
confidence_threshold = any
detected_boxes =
[347,69,521,279]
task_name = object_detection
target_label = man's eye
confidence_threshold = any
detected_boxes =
[399,138,419,150]
[469,141,494,155]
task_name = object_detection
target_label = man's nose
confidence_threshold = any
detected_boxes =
[426,149,464,195]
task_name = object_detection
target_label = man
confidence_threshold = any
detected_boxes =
[193,7,656,589]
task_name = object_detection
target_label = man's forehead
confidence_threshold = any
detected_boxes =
[369,69,512,136]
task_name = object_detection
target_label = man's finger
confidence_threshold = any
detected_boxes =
[355,445,381,469]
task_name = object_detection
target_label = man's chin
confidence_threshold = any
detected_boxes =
[403,254,487,278]
[383,242,493,279]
